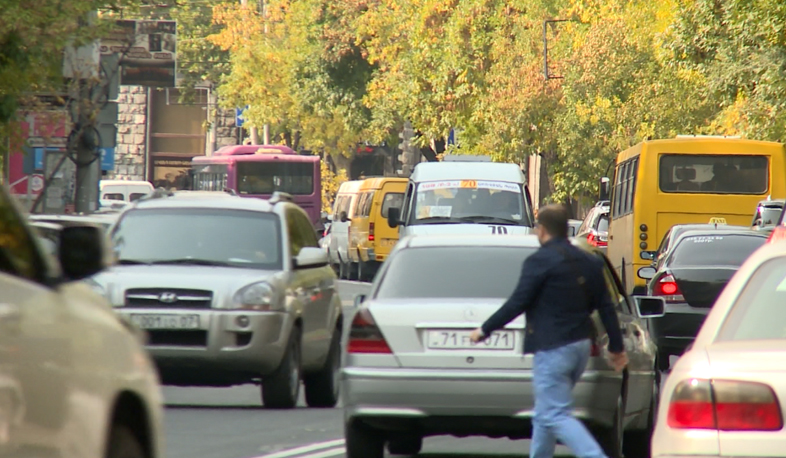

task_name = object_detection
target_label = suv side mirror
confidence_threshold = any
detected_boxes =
[340,211,350,223]
[637,266,656,280]
[353,294,366,307]
[58,225,110,281]
[387,207,400,228]
[293,247,329,269]
[634,296,666,318]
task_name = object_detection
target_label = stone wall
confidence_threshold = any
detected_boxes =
[213,107,239,151]
[111,85,147,180]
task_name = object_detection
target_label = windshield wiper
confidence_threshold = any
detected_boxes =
[457,216,522,225]
[414,216,463,225]
[148,258,232,267]
[117,259,150,265]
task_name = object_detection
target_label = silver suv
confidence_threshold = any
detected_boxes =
[91,190,344,409]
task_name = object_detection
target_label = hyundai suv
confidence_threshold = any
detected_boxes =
[91,190,344,409]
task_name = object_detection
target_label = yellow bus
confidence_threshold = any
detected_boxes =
[604,136,786,295]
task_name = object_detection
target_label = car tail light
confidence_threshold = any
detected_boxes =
[590,341,601,357]
[587,232,608,248]
[368,222,375,241]
[347,308,392,354]
[667,379,783,431]
[768,226,786,244]
[652,273,685,303]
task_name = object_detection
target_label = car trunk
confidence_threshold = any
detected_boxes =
[369,298,532,370]
[670,266,738,308]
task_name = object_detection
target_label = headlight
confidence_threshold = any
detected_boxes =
[231,282,280,311]
[84,278,106,296]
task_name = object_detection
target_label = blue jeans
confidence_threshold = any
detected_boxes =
[531,339,608,458]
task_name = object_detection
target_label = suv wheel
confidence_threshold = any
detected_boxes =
[262,327,301,409]
[106,424,146,458]
[345,419,384,458]
[304,327,341,408]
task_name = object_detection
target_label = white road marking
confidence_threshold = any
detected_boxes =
[254,439,345,458]
[296,447,346,458]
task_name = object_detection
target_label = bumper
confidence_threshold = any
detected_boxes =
[341,366,620,435]
[116,309,292,384]
[649,304,710,358]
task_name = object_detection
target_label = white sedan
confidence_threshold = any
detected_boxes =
[651,240,786,458]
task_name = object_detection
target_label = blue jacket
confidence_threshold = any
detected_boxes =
[480,238,625,354]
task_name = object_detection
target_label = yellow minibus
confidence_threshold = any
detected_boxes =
[603,136,786,295]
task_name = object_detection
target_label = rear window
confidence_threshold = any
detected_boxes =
[237,161,314,195]
[596,215,609,232]
[130,193,147,201]
[669,234,766,268]
[659,154,768,194]
[375,246,535,299]
[716,257,786,342]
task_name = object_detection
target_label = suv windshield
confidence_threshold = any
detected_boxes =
[669,234,765,268]
[375,246,536,299]
[111,208,282,269]
[411,180,530,226]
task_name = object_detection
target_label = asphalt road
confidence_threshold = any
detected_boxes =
[160,280,616,458]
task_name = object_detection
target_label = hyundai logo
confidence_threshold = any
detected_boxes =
[158,292,178,303]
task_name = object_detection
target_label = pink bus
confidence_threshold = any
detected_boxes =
[191,145,323,231]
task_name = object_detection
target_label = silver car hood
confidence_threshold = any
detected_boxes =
[92,265,281,308]
[402,224,534,236]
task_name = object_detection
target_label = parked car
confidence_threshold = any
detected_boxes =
[576,201,610,253]
[651,240,786,458]
[0,184,163,458]
[637,228,767,370]
[342,234,663,458]
[90,190,344,409]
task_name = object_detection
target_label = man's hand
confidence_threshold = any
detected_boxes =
[469,328,485,343]
[608,351,629,372]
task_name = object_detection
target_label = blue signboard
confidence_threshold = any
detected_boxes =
[236,105,249,127]
[100,147,115,171]
[28,147,115,172]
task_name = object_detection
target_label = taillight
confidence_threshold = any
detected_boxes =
[587,232,607,248]
[368,222,375,241]
[347,308,391,354]
[768,226,786,244]
[668,378,783,431]
[590,341,601,356]
[652,273,685,303]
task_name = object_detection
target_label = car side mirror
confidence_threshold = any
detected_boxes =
[387,207,400,228]
[340,211,349,223]
[58,224,111,281]
[637,266,656,280]
[353,294,366,307]
[640,251,656,261]
[634,296,666,318]
[293,247,329,269]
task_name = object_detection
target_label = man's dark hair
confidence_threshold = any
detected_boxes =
[537,204,569,239]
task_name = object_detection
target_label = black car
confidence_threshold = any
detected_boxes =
[642,223,748,270]
[637,228,767,371]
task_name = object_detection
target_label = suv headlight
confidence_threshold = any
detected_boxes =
[231,282,280,311]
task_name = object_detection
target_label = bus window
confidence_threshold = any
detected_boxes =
[237,162,314,195]
[659,154,768,194]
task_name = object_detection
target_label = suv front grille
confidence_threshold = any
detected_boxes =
[125,288,213,309]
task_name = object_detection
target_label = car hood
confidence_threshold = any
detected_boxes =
[403,224,534,236]
[91,264,281,308]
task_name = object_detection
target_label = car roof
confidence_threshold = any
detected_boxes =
[130,191,275,212]
[673,228,767,241]
[410,161,525,183]
[671,223,747,233]
[400,234,542,249]
[757,199,785,207]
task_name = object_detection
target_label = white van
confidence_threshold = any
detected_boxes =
[387,161,536,236]
[99,180,154,202]
[328,180,364,278]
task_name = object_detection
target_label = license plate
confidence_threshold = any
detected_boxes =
[129,314,200,330]
[426,330,515,350]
